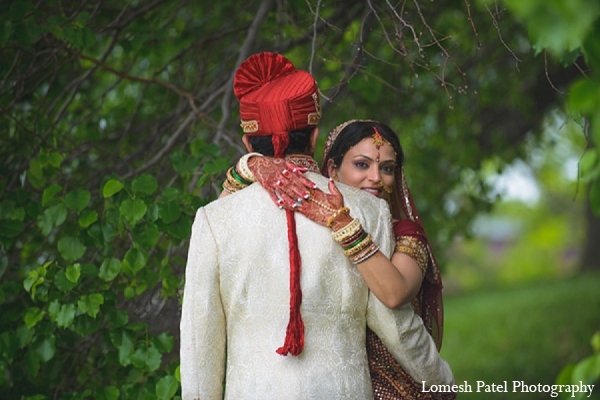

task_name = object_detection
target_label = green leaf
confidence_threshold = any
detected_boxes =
[65,263,81,283]
[1,331,19,362]
[99,258,121,282]
[78,209,98,227]
[24,308,45,328]
[112,329,134,366]
[48,151,63,168]
[131,344,162,372]
[175,365,180,382]
[0,219,25,238]
[95,386,120,400]
[42,184,62,206]
[120,198,147,224]
[569,79,600,115]
[65,189,91,212]
[154,332,175,353]
[123,248,148,275]
[80,262,99,278]
[55,303,77,328]
[25,347,40,377]
[203,157,230,174]
[24,270,43,294]
[76,11,90,25]
[146,203,159,221]
[161,187,181,202]
[28,158,46,189]
[48,203,68,226]
[57,236,86,262]
[54,270,77,292]
[16,324,33,349]
[77,293,104,318]
[579,149,599,182]
[132,222,159,248]
[37,211,53,235]
[132,174,158,195]
[166,215,191,239]
[171,150,199,175]
[17,325,35,349]
[103,179,124,198]
[70,314,102,336]
[156,375,179,400]
[124,286,135,299]
[106,309,128,328]
[159,201,181,224]
[33,336,55,362]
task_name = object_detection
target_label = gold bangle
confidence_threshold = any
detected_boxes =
[344,234,373,257]
[226,167,249,189]
[327,206,350,229]
[332,218,362,243]
[236,152,262,183]
[350,242,380,264]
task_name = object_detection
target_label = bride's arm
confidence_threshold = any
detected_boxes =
[300,180,423,309]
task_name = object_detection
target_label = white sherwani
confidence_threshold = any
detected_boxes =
[181,172,454,400]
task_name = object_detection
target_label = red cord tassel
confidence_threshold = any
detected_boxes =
[276,209,304,356]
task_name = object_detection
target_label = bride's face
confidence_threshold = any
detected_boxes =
[329,138,396,200]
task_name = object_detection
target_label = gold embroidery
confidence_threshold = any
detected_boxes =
[240,119,259,133]
[395,236,428,275]
[307,92,322,125]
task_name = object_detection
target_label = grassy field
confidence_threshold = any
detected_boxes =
[439,271,600,399]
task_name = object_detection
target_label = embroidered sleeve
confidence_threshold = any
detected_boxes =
[394,236,428,275]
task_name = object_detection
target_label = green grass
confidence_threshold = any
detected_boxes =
[439,272,600,399]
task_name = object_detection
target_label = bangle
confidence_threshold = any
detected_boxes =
[327,206,350,229]
[332,218,362,243]
[223,167,250,194]
[236,152,262,183]
[231,164,253,185]
[344,234,373,257]
[350,241,380,264]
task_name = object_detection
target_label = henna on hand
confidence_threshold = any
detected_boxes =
[247,156,316,209]
[297,179,350,228]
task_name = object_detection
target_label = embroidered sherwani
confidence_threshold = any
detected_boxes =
[180,171,454,400]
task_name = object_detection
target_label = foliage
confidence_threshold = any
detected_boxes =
[0,0,594,398]
[556,331,600,400]
[441,272,600,400]
[445,118,586,290]
[498,0,600,216]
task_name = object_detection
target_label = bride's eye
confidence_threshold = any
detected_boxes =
[354,161,369,169]
[381,165,395,174]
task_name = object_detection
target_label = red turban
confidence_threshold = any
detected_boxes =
[233,53,323,357]
[234,52,321,158]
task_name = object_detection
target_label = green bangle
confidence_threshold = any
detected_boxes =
[232,165,253,185]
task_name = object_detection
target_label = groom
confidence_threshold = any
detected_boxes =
[180,52,453,399]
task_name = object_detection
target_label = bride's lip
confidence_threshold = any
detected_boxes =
[361,187,380,196]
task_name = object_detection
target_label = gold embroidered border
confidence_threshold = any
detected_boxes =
[395,236,428,275]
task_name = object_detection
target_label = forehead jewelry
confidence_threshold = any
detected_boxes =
[372,127,384,162]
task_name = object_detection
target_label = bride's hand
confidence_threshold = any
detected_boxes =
[297,179,353,230]
[247,156,316,209]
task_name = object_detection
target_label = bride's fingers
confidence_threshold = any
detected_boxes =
[328,179,345,207]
